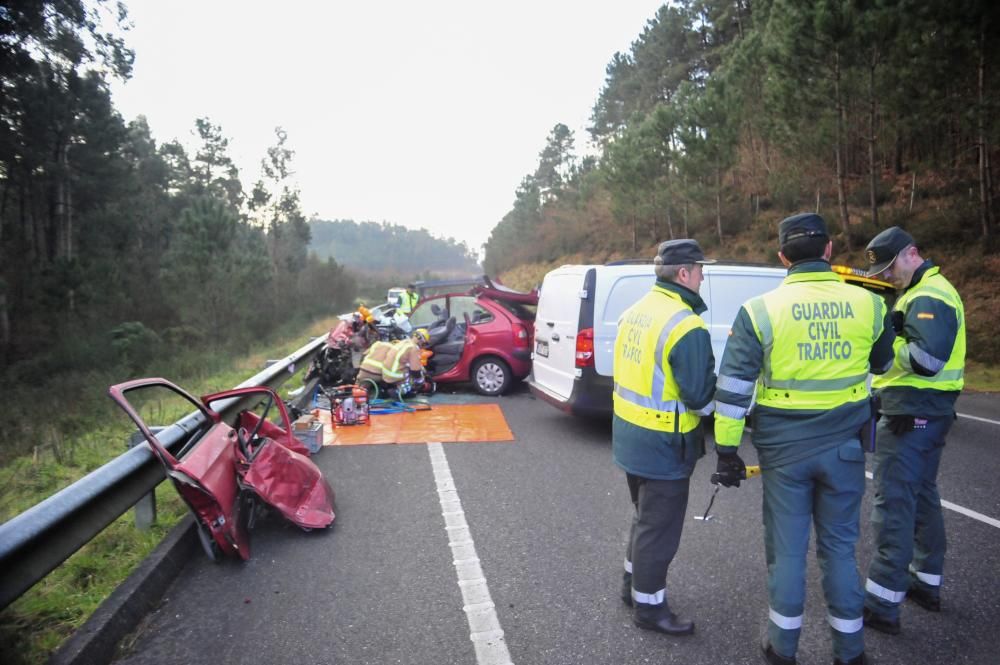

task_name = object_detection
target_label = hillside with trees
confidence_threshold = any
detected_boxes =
[0,1,356,381]
[483,0,1000,363]
[309,219,480,277]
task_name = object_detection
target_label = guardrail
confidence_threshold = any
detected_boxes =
[0,335,325,610]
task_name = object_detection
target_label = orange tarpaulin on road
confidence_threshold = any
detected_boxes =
[314,403,514,446]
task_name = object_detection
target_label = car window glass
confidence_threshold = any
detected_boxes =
[408,300,441,329]
[493,298,536,321]
[450,296,493,325]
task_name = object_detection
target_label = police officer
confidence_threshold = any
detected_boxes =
[861,227,965,634]
[613,239,717,636]
[713,213,895,665]
[400,283,420,315]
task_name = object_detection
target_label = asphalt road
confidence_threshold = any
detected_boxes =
[114,387,1000,665]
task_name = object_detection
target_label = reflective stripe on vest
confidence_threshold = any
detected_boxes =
[613,286,706,433]
[871,268,965,392]
[383,339,418,380]
[360,341,394,375]
[745,272,883,411]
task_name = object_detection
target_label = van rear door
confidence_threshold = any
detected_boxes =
[532,267,588,400]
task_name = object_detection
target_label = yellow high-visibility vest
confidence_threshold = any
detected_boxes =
[746,272,882,411]
[613,286,705,433]
[872,267,965,392]
[400,291,419,315]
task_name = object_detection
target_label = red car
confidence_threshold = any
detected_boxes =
[407,283,538,395]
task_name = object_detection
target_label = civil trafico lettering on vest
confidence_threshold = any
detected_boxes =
[620,310,656,366]
[797,340,853,360]
[791,300,856,362]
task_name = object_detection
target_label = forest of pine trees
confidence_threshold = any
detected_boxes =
[0,1,357,376]
[484,0,1000,274]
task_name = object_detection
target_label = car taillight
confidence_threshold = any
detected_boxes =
[512,323,529,348]
[575,328,594,367]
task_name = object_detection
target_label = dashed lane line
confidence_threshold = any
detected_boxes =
[428,442,514,665]
[864,471,1000,529]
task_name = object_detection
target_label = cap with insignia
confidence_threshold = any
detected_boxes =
[865,226,915,277]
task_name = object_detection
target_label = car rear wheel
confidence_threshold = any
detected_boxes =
[471,357,511,396]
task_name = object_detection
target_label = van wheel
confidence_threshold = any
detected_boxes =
[471,357,511,396]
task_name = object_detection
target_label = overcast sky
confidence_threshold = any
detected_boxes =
[110,1,665,255]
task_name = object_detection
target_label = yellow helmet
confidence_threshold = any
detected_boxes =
[413,328,430,345]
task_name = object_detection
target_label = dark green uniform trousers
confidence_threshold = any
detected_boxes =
[623,474,690,606]
[762,440,867,662]
[865,415,950,620]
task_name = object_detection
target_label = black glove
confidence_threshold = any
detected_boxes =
[890,311,905,334]
[886,414,914,435]
[715,452,747,488]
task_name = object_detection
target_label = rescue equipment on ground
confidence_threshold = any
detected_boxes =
[694,465,761,522]
[108,378,336,562]
[325,384,370,426]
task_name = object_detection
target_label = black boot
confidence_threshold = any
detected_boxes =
[906,585,941,612]
[862,607,901,635]
[633,601,694,636]
[834,652,873,665]
[621,572,633,607]
[760,635,796,665]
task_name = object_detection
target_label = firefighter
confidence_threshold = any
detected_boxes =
[400,283,420,316]
[356,329,428,387]
[613,238,717,636]
[861,226,965,634]
[713,213,895,665]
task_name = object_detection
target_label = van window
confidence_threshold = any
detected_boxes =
[538,273,584,323]
[601,274,655,325]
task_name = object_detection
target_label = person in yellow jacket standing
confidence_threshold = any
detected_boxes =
[861,227,965,635]
[400,284,420,315]
[712,214,895,665]
[613,239,717,636]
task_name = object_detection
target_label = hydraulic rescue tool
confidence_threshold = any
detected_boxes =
[694,465,761,521]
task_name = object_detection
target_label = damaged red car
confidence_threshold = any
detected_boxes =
[407,280,538,396]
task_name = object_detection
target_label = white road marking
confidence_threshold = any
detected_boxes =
[957,412,1000,426]
[428,442,514,665]
[864,471,1000,529]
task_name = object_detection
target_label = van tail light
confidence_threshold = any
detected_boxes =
[575,328,595,367]
[512,323,529,348]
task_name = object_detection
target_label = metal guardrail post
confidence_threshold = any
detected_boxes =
[126,428,164,531]
[0,334,326,610]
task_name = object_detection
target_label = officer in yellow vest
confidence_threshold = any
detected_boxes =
[861,227,965,635]
[713,214,895,665]
[613,239,717,636]
[400,284,420,316]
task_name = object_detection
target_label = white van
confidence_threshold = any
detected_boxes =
[528,262,786,417]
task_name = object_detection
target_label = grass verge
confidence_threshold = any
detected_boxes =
[0,315,338,665]
[964,361,1000,393]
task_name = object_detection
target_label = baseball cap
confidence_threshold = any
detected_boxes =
[865,226,915,277]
